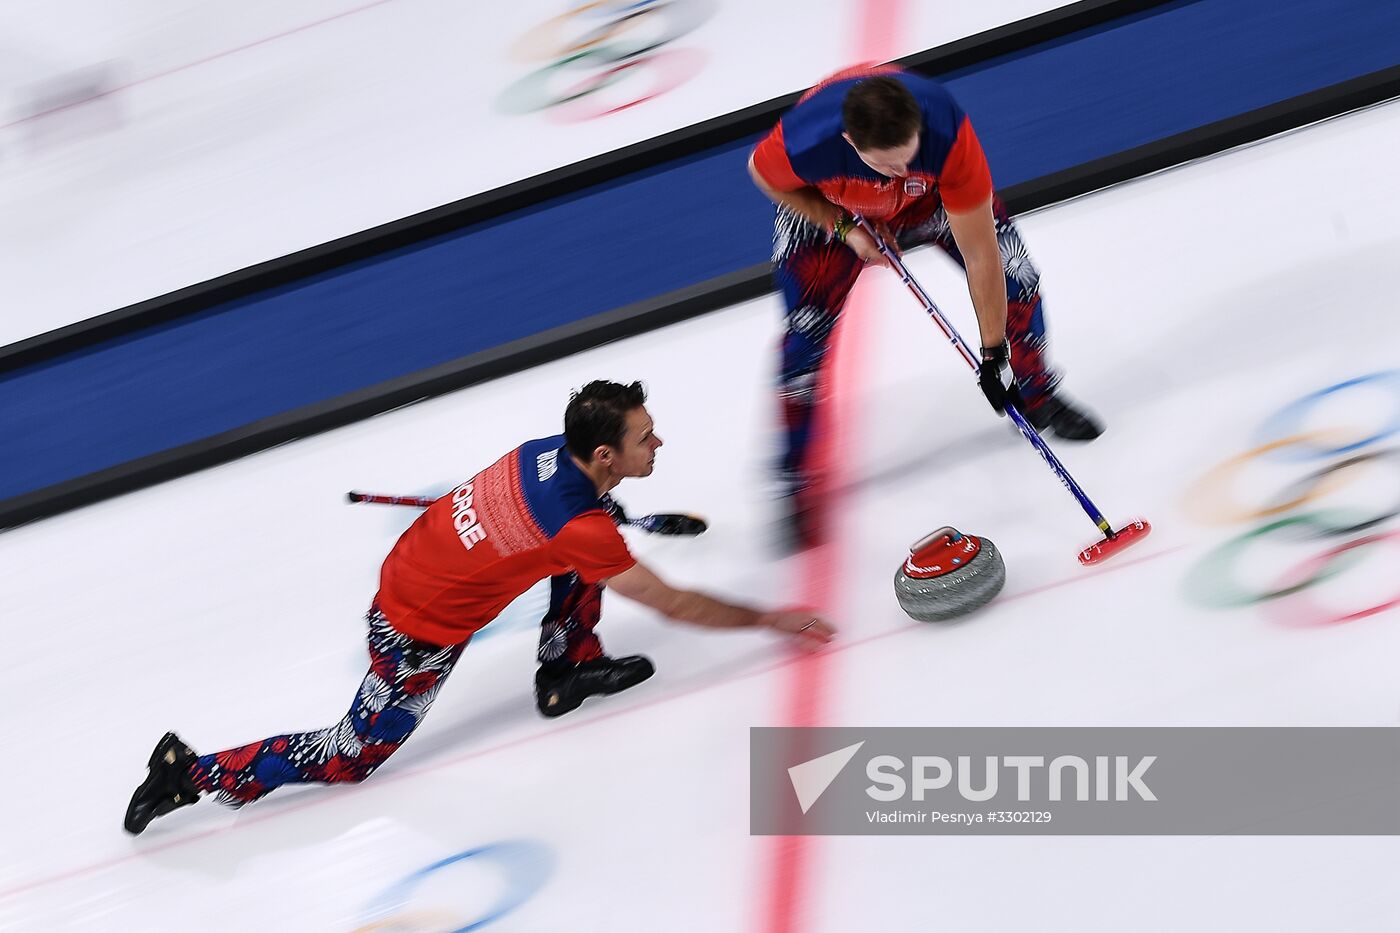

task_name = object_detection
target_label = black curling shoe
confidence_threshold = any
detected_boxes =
[535,656,656,718]
[1025,393,1104,441]
[124,732,202,835]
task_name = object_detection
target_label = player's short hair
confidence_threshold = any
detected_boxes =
[843,76,921,151]
[565,380,648,461]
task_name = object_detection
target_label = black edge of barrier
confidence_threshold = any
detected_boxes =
[0,266,773,530]
[4,56,1398,533]
[0,0,1177,375]
[1003,62,1400,213]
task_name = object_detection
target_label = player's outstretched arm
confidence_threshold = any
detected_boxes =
[606,560,834,650]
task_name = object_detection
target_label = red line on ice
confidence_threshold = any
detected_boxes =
[756,0,908,929]
[0,544,1179,904]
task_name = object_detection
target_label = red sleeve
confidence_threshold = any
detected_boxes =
[554,512,637,584]
[937,116,993,212]
[751,123,808,192]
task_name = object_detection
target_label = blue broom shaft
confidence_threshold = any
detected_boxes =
[857,218,1112,536]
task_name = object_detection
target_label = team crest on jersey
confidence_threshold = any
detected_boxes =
[536,448,559,482]
[903,177,928,197]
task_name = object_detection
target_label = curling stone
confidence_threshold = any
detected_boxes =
[894,526,1006,622]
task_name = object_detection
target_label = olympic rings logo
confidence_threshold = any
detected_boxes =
[497,0,716,122]
[1182,370,1400,626]
[351,840,554,932]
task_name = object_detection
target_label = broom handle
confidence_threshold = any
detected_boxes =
[857,217,1114,538]
[346,491,435,508]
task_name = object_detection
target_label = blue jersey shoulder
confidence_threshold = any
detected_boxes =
[781,72,969,183]
[515,435,605,538]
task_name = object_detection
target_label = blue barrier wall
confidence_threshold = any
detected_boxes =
[4,0,1400,502]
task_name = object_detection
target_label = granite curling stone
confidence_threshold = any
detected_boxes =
[894,526,1006,622]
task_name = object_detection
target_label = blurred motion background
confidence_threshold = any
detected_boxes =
[4,1,1400,930]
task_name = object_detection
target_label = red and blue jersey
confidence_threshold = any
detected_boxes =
[376,435,636,646]
[751,65,993,219]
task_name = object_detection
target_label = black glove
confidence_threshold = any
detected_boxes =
[977,340,1023,415]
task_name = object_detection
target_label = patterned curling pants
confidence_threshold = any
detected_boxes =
[536,572,606,667]
[188,581,606,807]
[773,194,1061,497]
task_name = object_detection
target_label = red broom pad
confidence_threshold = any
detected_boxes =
[1078,519,1153,566]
